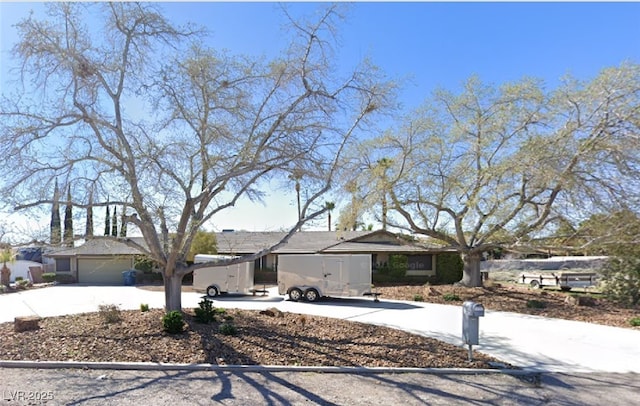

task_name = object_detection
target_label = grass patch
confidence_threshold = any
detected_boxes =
[630,317,640,327]
[442,293,461,302]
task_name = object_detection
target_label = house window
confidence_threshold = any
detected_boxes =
[407,255,433,271]
[56,258,71,272]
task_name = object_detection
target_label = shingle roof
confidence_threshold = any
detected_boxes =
[214,230,371,254]
[215,230,440,255]
[46,230,441,258]
[46,237,144,257]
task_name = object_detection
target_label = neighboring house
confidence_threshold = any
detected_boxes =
[45,238,140,284]
[215,230,446,277]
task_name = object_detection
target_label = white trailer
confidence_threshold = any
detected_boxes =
[277,254,374,302]
[519,272,599,291]
[193,254,255,297]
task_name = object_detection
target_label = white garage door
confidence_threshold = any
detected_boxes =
[78,257,133,285]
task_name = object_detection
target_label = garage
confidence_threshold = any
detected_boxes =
[77,257,134,285]
[46,238,143,285]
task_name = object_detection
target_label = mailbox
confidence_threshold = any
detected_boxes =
[462,301,485,346]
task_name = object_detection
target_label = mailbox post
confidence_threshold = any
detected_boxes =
[462,301,485,361]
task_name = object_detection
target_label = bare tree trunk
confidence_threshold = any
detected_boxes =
[459,251,483,287]
[164,272,184,312]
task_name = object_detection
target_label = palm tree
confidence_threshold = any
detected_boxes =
[325,201,335,231]
[375,158,393,230]
[289,168,304,230]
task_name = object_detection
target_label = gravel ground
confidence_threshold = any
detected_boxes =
[373,283,640,329]
[0,307,507,369]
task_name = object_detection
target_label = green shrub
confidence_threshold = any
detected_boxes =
[194,299,216,324]
[214,307,227,315]
[629,317,640,327]
[601,256,640,306]
[134,255,155,273]
[443,293,461,302]
[42,272,56,283]
[163,311,184,334]
[98,304,122,323]
[140,303,150,312]
[54,274,75,284]
[15,276,23,282]
[436,253,463,284]
[413,294,424,302]
[219,323,237,336]
[526,299,547,309]
[388,254,408,279]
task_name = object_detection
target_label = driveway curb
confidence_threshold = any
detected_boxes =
[0,360,541,378]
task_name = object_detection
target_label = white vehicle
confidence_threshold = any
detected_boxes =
[519,272,598,291]
[277,254,374,302]
[193,254,255,297]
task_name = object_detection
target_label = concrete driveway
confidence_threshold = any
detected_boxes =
[2,285,639,373]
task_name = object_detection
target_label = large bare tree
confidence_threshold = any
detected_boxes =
[348,65,640,286]
[0,3,392,310]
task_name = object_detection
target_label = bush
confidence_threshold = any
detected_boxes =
[98,304,122,323]
[526,299,547,309]
[601,256,640,306]
[194,299,216,324]
[219,323,237,336]
[55,274,75,284]
[42,273,56,283]
[629,317,640,327]
[436,253,463,284]
[388,255,408,279]
[163,311,184,334]
[15,276,23,282]
[140,303,149,312]
[443,293,461,302]
[413,294,424,302]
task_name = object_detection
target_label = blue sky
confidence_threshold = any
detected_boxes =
[1,2,639,239]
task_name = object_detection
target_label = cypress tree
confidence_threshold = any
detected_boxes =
[50,179,61,245]
[85,190,94,238]
[104,203,110,236]
[111,205,118,237]
[120,206,127,237]
[63,184,73,247]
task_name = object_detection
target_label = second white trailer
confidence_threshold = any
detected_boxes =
[193,254,255,297]
[277,254,373,302]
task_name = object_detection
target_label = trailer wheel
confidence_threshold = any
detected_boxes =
[529,280,541,289]
[304,289,320,303]
[288,288,303,302]
[206,286,219,297]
